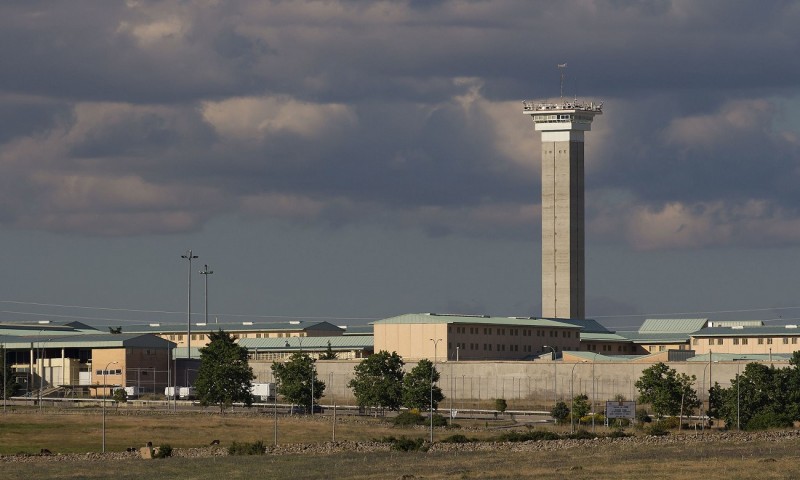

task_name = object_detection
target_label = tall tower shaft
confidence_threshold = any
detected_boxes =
[523,100,602,319]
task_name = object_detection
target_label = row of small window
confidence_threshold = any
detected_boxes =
[692,337,799,346]
[96,369,122,375]
[585,344,630,352]
[450,342,550,353]
[451,326,571,338]
[167,332,304,341]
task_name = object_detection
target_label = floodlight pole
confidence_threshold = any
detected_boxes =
[543,345,557,408]
[102,360,119,453]
[199,264,213,326]
[181,250,198,359]
[429,338,442,443]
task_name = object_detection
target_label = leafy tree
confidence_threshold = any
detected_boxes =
[272,352,325,411]
[1,346,19,400]
[495,398,508,414]
[635,362,699,419]
[319,341,338,360]
[112,388,127,411]
[349,351,405,413]
[195,330,255,413]
[402,359,443,411]
[572,394,590,422]
[551,401,570,424]
[710,359,800,430]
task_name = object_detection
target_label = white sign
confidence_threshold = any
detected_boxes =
[605,401,636,419]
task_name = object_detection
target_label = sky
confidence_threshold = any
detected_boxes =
[1,1,800,332]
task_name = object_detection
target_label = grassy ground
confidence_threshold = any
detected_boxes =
[3,408,800,479]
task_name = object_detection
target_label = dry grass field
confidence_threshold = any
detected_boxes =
[2,407,800,479]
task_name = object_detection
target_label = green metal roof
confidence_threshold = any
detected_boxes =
[616,332,691,344]
[638,318,708,334]
[549,318,611,333]
[0,333,174,349]
[0,322,99,336]
[122,320,344,335]
[373,313,581,329]
[579,332,630,342]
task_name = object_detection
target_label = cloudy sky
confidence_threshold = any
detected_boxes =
[1,1,799,331]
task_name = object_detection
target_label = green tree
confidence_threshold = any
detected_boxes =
[1,346,19,400]
[195,330,255,413]
[495,398,508,414]
[319,341,338,360]
[402,359,443,411]
[551,401,570,424]
[635,362,699,419]
[710,360,800,430]
[272,352,325,411]
[112,388,127,411]
[572,394,590,422]
[348,351,405,413]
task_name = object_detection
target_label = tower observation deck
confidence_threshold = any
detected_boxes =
[523,99,602,320]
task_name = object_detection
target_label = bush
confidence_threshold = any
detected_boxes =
[566,429,596,440]
[430,414,448,427]
[393,411,425,426]
[657,417,681,429]
[610,418,630,428]
[377,436,427,452]
[440,434,475,444]
[550,401,570,425]
[607,429,631,438]
[495,398,508,413]
[646,423,669,436]
[635,408,652,424]
[228,440,267,456]
[496,430,560,442]
[153,444,173,458]
[745,411,793,431]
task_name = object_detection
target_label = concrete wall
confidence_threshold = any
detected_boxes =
[250,359,788,407]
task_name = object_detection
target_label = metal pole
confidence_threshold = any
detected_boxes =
[543,345,556,407]
[200,264,213,327]
[737,363,741,431]
[274,391,278,445]
[429,338,442,443]
[181,250,198,360]
[102,360,119,453]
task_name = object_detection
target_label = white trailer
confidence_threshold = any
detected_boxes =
[251,383,276,401]
[178,386,196,399]
[123,386,142,398]
[164,386,178,399]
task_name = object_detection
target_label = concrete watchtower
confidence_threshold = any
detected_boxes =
[523,89,602,320]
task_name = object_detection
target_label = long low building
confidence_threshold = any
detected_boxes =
[373,313,583,361]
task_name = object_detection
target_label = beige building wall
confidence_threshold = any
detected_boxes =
[637,343,690,354]
[541,140,584,319]
[579,341,636,355]
[159,329,309,349]
[91,348,126,397]
[374,323,580,361]
[691,335,800,355]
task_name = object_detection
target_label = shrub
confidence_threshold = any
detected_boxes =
[608,429,631,438]
[745,411,793,431]
[430,414,448,427]
[153,444,173,458]
[393,411,425,426]
[496,430,560,442]
[657,417,681,430]
[377,436,427,452]
[635,408,652,424]
[440,434,475,444]
[228,440,267,456]
[610,418,630,428]
[495,398,508,413]
[550,401,570,425]
[646,423,669,436]
[566,429,596,440]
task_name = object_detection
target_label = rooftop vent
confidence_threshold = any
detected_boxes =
[289,321,301,325]
[786,325,798,329]
[243,322,253,326]
[149,323,160,327]
[731,326,744,330]
[37,320,51,324]
[196,323,206,326]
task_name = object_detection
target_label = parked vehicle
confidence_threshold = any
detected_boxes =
[250,383,276,402]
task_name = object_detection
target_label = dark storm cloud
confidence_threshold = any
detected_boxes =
[0,1,799,247]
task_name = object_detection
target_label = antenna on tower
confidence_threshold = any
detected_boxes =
[557,63,567,101]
